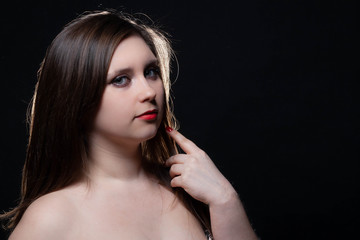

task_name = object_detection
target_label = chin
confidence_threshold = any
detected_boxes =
[135,125,160,143]
[141,130,159,142]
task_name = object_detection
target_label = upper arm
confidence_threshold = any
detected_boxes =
[9,193,74,240]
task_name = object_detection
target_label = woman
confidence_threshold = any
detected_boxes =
[2,10,257,239]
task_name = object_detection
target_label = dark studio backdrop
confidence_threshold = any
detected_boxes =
[0,0,358,239]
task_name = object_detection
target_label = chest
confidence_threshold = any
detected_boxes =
[68,187,207,240]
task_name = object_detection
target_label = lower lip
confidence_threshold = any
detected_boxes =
[137,113,157,120]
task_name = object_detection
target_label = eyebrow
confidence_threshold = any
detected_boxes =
[107,59,159,81]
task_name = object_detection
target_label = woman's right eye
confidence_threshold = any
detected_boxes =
[111,76,130,87]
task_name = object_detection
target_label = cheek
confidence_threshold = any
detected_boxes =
[92,90,131,134]
[156,80,165,101]
[156,82,166,111]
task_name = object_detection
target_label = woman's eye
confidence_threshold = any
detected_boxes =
[144,67,160,79]
[111,76,130,87]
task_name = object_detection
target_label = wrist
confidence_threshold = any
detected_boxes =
[209,183,239,207]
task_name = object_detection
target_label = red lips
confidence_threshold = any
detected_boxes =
[136,109,158,121]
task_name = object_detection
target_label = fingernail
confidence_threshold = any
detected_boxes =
[166,127,173,132]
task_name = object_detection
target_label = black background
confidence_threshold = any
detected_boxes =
[0,1,358,239]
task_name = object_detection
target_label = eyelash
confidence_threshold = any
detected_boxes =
[110,66,161,87]
[110,75,130,87]
[144,66,161,79]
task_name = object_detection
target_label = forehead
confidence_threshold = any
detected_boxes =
[108,34,157,74]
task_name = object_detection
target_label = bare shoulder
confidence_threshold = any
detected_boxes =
[9,189,78,240]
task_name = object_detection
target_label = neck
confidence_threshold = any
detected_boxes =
[86,133,146,182]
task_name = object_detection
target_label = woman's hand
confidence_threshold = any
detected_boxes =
[165,127,236,206]
[165,127,258,240]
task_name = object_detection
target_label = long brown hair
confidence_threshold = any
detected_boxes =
[1,10,210,231]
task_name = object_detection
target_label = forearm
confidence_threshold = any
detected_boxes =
[209,189,258,240]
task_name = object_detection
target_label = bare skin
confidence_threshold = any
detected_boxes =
[166,129,258,240]
[9,35,208,240]
[10,176,207,240]
[9,35,257,239]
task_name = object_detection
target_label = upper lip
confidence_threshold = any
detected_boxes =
[135,109,158,118]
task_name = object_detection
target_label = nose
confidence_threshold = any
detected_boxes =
[137,77,156,102]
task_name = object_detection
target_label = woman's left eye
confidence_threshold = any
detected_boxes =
[144,67,160,79]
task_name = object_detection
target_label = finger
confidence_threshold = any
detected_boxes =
[165,154,188,167]
[169,164,184,178]
[165,128,200,154]
[170,176,183,188]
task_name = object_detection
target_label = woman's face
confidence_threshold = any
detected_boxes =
[91,34,165,144]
